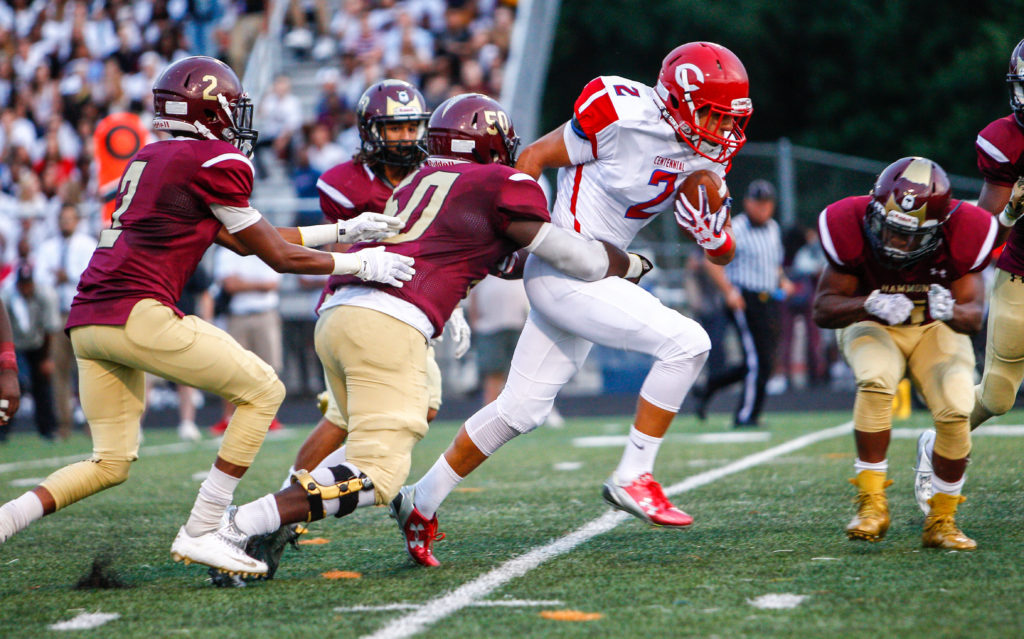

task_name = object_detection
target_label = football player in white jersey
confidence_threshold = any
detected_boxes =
[391,42,753,567]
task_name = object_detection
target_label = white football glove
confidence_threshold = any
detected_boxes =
[998,177,1024,227]
[351,246,415,287]
[338,212,403,243]
[864,289,914,325]
[927,283,955,322]
[444,306,472,359]
[674,186,731,251]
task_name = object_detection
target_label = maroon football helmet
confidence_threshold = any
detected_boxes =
[427,93,520,166]
[654,42,753,163]
[1007,38,1024,119]
[357,80,429,167]
[865,157,957,268]
[152,56,257,156]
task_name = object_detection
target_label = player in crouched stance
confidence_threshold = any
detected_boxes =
[813,157,996,550]
[0,57,415,578]
[215,93,651,577]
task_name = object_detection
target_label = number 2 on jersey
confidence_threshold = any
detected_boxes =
[381,171,459,243]
[98,160,147,248]
[625,169,677,220]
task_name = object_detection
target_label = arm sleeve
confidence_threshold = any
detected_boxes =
[493,172,551,230]
[524,222,610,282]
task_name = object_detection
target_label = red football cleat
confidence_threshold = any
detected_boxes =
[268,419,283,431]
[209,418,229,436]
[389,486,444,567]
[602,473,693,527]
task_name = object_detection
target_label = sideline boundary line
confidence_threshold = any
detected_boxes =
[362,421,854,639]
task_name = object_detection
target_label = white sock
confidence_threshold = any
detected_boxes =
[614,425,663,483]
[0,492,45,542]
[853,458,888,474]
[233,494,282,537]
[931,475,965,497]
[185,465,241,536]
[414,455,463,519]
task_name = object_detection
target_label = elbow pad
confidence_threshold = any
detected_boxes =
[525,223,610,281]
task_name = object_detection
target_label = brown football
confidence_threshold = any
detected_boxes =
[677,169,730,217]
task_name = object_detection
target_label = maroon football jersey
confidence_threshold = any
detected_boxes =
[818,195,997,325]
[316,160,394,222]
[325,159,551,335]
[977,114,1024,276]
[67,139,254,329]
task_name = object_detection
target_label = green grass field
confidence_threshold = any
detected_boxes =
[1,409,1023,638]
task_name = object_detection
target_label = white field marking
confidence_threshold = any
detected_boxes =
[553,462,582,471]
[362,421,853,639]
[573,431,770,448]
[748,594,807,610]
[336,600,563,613]
[811,557,840,561]
[0,430,303,475]
[49,611,120,631]
[8,477,45,487]
[889,425,1024,439]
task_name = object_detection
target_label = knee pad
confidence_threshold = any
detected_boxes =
[291,464,372,522]
[464,402,521,456]
[41,457,133,510]
[979,369,1020,417]
[853,389,893,433]
[495,383,551,434]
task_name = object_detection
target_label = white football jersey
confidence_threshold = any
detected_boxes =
[554,75,725,250]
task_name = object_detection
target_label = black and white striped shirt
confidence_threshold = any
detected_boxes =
[725,213,784,293]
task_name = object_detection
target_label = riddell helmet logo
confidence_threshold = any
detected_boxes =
[675,63,705,93]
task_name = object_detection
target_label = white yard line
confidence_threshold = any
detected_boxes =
[363,421,854,639]
[0,430,302,475]
[335,599,563,613]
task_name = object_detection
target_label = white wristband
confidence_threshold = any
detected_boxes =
[998,207,1018,228]
[625,254,644,279]
[298,223,339,247]
[331,252,360,275]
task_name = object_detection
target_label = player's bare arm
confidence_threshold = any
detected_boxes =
[812,264,872,329]
[504,219,651,281]
[943,272,985,334]
[514,124,571,179]
[977,181,1015,244]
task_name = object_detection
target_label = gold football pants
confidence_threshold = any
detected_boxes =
[840,320,973,459]
[315,305,430,504]
[40,299,284,509]
[976,268,1024,421]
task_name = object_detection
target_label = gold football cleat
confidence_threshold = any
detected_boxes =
[922,493,977,551]
[846,470,893,542]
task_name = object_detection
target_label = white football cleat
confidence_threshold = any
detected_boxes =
[914,429,936,516]
[171,508,267,578]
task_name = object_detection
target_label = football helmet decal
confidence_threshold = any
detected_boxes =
[654,42,753,163]
[152,56,257,156]
[427,93,520,166]
[357,80,429,167]
[865,157,957,269]
[1007,38,1024,120]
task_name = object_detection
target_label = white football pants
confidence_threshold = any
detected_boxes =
[494,255,711,433]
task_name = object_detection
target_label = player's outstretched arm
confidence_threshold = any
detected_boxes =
[515,124,572,179]
[980,179,1023,245]
[228,218,415,286]
[0,304,20,425]
[504,220,650,282]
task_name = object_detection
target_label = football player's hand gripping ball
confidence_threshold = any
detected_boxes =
[864,289,914,325]
[674,185,731,252]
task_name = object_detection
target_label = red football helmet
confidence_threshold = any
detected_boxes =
[357,79,429,167]
[865,157,957,268]
[1007,38,1024,118]
[654,42,752,163]
[426,93,520,166]
[152,56,257,156]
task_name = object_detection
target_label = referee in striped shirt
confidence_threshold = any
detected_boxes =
[694,180,793,427]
